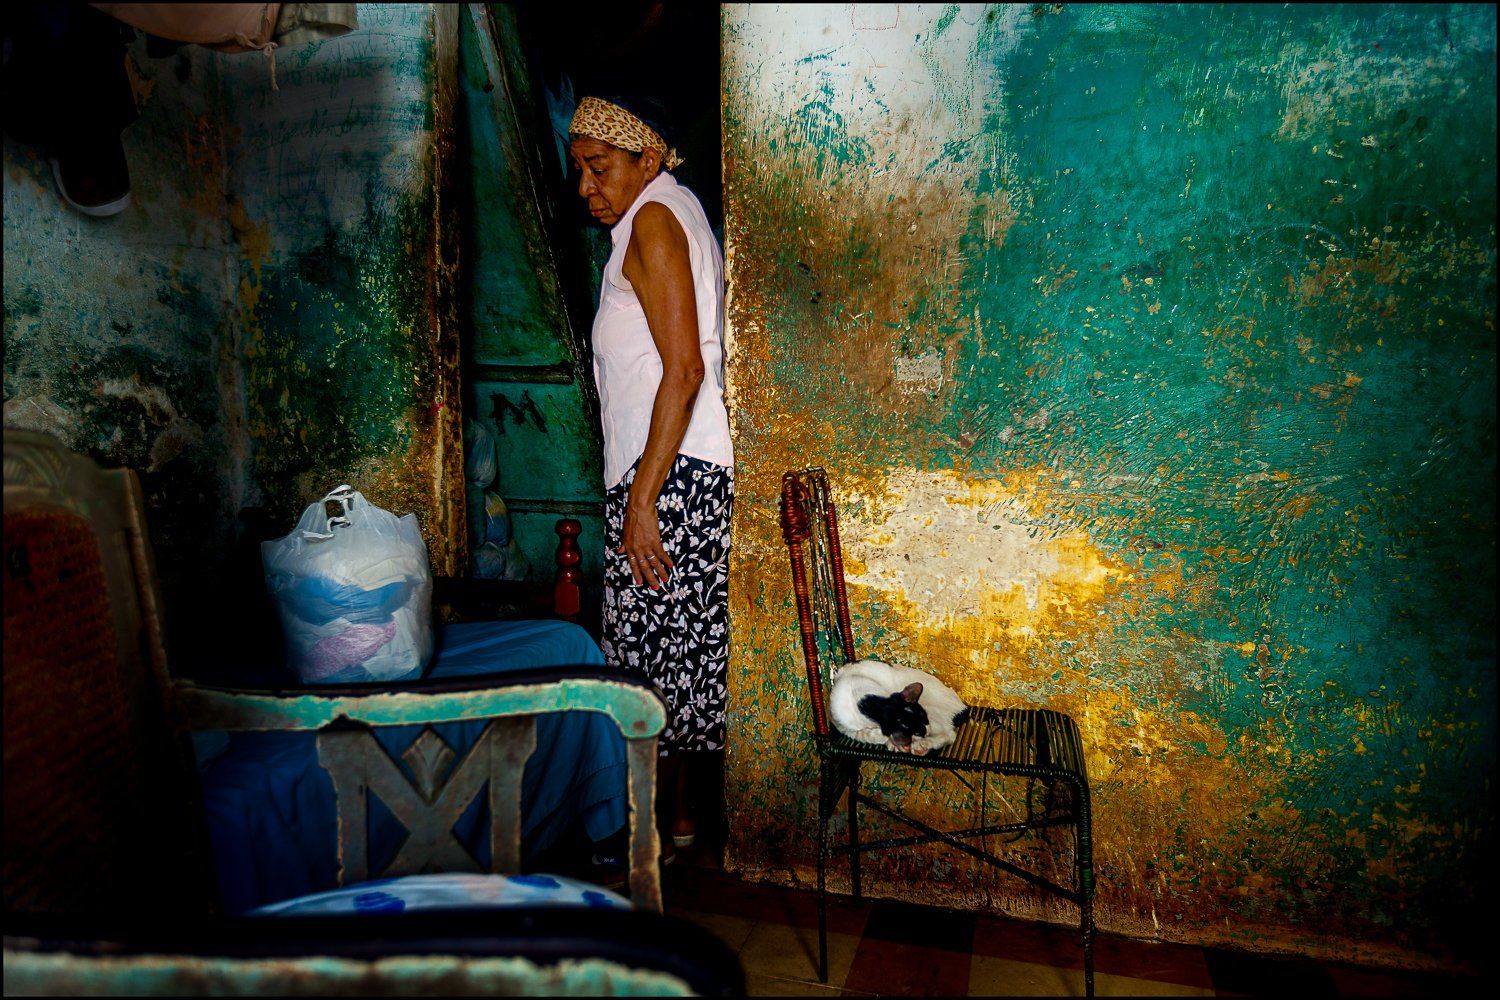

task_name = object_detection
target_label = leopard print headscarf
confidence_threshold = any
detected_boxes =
[569,96,684,170]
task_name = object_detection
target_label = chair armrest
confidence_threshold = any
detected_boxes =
[171,670,666,740]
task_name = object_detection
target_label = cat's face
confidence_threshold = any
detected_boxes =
[859,684,929,749]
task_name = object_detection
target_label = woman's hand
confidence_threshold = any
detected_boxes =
[617,491,675,588]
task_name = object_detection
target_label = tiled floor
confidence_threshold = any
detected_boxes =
[657,851,1480,997]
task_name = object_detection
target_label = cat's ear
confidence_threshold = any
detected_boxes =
[901,682,923,703]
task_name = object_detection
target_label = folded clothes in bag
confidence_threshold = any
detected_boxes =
[278,575,415,626]
[262,485,433,684]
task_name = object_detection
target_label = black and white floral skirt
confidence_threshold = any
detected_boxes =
[601,454,733,754]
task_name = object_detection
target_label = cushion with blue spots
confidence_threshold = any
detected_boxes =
[248,873,632,916]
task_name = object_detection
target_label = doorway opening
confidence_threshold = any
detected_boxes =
[459,3,729,867]
[519,1,729,866]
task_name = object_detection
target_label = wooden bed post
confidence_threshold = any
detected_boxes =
[552,519,582,622]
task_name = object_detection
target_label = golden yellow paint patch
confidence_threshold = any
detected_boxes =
[1146,562,1187,598]
[229,200,271,282]
[1284,495,1315,518]
[839,467,1130,643]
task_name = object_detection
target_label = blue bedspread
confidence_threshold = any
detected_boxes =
[197,619,628,915]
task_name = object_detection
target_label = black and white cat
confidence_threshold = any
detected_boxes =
[829,658,969,756]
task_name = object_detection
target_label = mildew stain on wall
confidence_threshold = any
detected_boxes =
[224,3,464,574]
[722,3,1495,971]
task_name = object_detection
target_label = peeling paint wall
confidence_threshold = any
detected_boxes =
[222,3,464,576]
[723,3,1495,971]
[5,4,466,673]
[3,38,241,661]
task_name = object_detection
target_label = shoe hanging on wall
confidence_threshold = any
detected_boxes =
[49,132,131,217]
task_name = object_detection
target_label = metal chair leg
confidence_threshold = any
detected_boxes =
[816,759,831,983]
[1073,776,1096,999]
[847,762,861,903]
[1082,889,1096,998]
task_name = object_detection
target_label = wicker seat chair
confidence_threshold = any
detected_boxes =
[780,467,1097,996]
[2,430,743,996]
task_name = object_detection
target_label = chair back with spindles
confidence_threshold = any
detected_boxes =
[780,467,1099,998]
[778,468,862,738]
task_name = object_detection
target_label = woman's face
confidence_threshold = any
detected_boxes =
[569,135,660,225]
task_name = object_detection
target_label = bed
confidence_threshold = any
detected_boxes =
[195,615,629,914]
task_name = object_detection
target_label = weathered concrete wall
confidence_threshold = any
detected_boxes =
[722,3,1495,971]
[221,3,464,575]
[6,4,467,674]
[3,38,243,655]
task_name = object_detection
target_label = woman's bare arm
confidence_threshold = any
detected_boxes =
[618,200,704,588]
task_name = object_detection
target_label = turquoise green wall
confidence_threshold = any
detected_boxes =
[459,6,606,583]
[723,3,1494,970]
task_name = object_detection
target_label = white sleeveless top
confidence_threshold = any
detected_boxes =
[592,172,733,488]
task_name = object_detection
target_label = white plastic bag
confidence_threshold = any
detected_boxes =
[261,485,434,684]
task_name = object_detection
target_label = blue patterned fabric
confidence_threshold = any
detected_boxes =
[601,455,733,753]
[197,620,627,914]
[250,873,631,917]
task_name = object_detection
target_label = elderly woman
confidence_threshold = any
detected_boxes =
[568,96,733,855]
